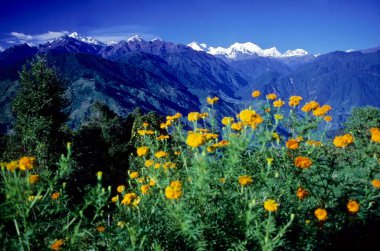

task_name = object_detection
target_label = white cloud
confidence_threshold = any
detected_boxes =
[8,30,69,46]
[0,45,4,52]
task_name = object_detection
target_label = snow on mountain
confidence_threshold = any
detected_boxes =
[188,41,309,59]
[0,46,4,52]
[282,49,308,57]
[187,42,208,51]
[127,35,144,42]
[151,37,163,42]
[105,41,118,46]
[68,32,104,45]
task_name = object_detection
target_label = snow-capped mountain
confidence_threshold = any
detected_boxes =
[188,41,309,60]
[68,32,104,45]
[127,35,144,42]
[0,46,4,52]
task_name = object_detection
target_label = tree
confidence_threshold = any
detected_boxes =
[11,56,68,169]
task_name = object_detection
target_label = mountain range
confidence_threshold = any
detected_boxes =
[0,32,379,133]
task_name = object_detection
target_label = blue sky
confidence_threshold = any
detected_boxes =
[0,0,379,54]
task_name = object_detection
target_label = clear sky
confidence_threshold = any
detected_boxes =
[0,0,379,54]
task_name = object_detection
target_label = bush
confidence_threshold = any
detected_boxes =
[1,93,379,250]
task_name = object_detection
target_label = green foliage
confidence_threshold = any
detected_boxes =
[10,56,68,169]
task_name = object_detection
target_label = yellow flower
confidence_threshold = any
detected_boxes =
[222,116,234,126]
[186,133,206,148]
[207,96,219,105]
[333,134,354,148]
[266,93,277,100]
[238,175,253,186]
[137,129,155,135]
[252,90,260,98]
[288,96,303,107]
[129,171,139,179]
[294,156,312,169]
[137,177,145,183]
[121,192,138,205]
[50,239,64,250]
[188,112,201,122]
[266,158,274,166]
[200,112,209,119]
[117,185,125,193]
[29,174,40,184]
[142,122,150,127]
[149,178,156,186]
[51,192,60,200]
[314,208,328,221]
[274,114,283,120]
[154,151,169,158]
[160,120,172,129]
[167,113,182,121]
[306,140,321,147]
[19,156,36,171]
[132,196,141,206]
[286,139,299,149]
[312,105,332,116]
[324,116,332,122]
[156,135,170,140]
[296,187,309,200]
[117,221,126,228]
[6,161,18,172]
[154,163,161,169]
[97,171,103,181]
[301,101,319,112]
[239,109,256,122]
[220,178,226,183]
[165,180,182,199]
[272,132,280,141]
[265,108,271,113]
[28,195,43,201]
[111,195,119,203]
[347,200,360,213]
[136,146,149,157]
[145,159,154,167]
[264,199,279,212]
[141,185,150,195]
[372,179,380,188]
[231,122,243,131]
[370,128,380,143]
[96,226,105,232]
[273,99,285,108]
[174,151,181,156]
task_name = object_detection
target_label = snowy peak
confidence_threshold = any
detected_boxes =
[187,41,309,59]
[188,42,208,51]
[68,32,104,45]
[127,35,144,42]
[282,49,308,57]
[0,45,4,52]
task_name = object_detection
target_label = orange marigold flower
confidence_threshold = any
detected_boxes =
[145,159,154,167]
[333,134,354,148]
[137,129,155,136]
[165,180,182,199]
[50,239,64,250]
[51,192,60,200]
[207,96,219,105]
[129,171,139,179]
[19,156,36,171]
[324,116,332,122]
[29,174,40,184]
[154,151,169,158]
[6,161,18,172]
[160,120,172,129]
[188,112,201,122]
[137,146,149,157]
[149,178,156,187]
[96,226,105,232]
[306,140,321,147]
[141,184,150,195]
[222,116,234,126]
[264,199,279,212]
[370,127,380,143]
[273,99,285,108]
[231,122,243,131]
[121,192,138,205]
[314,208,328,221]
[296,187,309,200]
[301,101,319,112]
[111,195,119,203]
[156,135,170,140]
[239,109,257,122]
[252,90,260,98]
[347,200,360,213]
[238,175,253,186]
[286,139,299,150]
[372,179,380,188]
[294,156,312,169]
[288,96,303,107]
[266,93,277,100]
[117,185,125,193]
[142,122,149,128]
[312,105,332,117]
[186,133,206,148]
